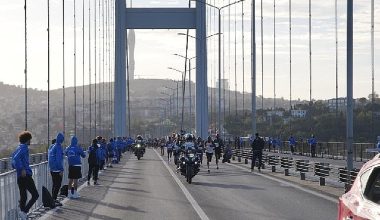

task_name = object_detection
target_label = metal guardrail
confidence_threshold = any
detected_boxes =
[0,156,89,220]
[233,141,376,162]
[0,153,48,174]
[231,148,360,189]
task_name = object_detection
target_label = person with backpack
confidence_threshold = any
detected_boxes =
[251,133,265,172]
[48,132,65,206]
[107,138,115,168]
[11,131,39,220]
[87,139,101,185]
[65,136,86,199]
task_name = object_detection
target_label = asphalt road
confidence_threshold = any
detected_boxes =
[40,149,338,220]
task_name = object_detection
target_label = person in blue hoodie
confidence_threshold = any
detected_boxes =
[308,135,317,157]
[288,135,297,155]
[99,138,107,170]
[107,138,115,168]
[87,139,101,185]
[65,136,86,199]
[48,132,65,205]
[11,131,39,220]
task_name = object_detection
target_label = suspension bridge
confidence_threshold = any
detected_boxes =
[0,0,378,219]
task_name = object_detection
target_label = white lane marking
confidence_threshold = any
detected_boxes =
[227,163,338,204]
[154,149,210,220]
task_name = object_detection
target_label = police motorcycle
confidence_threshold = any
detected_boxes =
[179,134,200,184]
[134,135,145,160]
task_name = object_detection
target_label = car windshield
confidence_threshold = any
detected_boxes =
[364,167,380,204]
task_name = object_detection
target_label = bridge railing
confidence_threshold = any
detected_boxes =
[233,141,375,162]
[0,153,49,174]
[0,156,89,220]
[231,148,362,189]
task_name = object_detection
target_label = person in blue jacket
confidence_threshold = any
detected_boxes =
[288,135,297,155]
[87,139,102,185]
[11,131,39,220]
[48,132,65,205]
[65,136,86,199]
[107,138,115,168]
[308,135,317,157]
[115,137,123,162]
[99,138,107,170]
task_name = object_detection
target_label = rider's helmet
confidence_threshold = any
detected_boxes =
[185,133,194,142]
[197,137,202,143]
[136,135,143,141]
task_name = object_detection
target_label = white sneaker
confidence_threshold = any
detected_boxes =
[73,191,80,199]
[18,211,27,220]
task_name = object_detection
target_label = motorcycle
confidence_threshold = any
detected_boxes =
[180,149,200,184]
[134,144,145,160]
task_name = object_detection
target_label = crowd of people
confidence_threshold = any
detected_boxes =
[11,128,362,220]
[153,133,233,173]
[11,131,134,220]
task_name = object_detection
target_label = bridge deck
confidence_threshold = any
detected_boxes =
[40,149,337,220]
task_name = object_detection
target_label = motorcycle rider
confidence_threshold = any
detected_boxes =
[134,135,145,158]
[205,136,215,173]
[213,134,224,170]
[179,134,199,176]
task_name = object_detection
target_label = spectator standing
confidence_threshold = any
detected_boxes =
[11,131,39,220]
[65,136,86,199]
[48,132,65,206]
[251,133,265,172]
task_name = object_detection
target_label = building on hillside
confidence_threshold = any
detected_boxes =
[327,97,355,112]
[291,109,307,118]
[266,110,284,118]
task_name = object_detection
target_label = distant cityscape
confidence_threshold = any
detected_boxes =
[1,79,379,155]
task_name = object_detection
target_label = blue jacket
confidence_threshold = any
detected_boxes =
[65,136,86,166]
[99,142,107,160]
[107,141,115,155]
[48,133,65,172]
[308,137,317,146]
[288,137,296,146]
[11,144,32,177]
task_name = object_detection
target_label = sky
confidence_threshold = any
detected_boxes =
[0,0,379,100]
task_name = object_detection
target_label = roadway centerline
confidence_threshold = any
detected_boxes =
[153,149,210,220]
[227,162,338,204]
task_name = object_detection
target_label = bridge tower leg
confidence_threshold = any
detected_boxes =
[114,0,128,137]
[196,1,208,139]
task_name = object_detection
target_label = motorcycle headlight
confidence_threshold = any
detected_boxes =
[182,162,186,165]
[195,161,198,165]
[137,144,141,148]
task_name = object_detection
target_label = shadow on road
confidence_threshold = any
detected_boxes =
[192,181,265,190]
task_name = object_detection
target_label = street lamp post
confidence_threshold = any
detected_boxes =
[191,0,243,135]
[160,92,172,117]
[173,54,196,131]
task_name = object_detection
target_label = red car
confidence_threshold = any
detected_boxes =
[338,154,380,220]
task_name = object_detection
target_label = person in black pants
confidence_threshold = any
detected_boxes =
[48,133,65,206]
[251,133,265,172]
[87,139,100,185]
[11,131,39,220]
